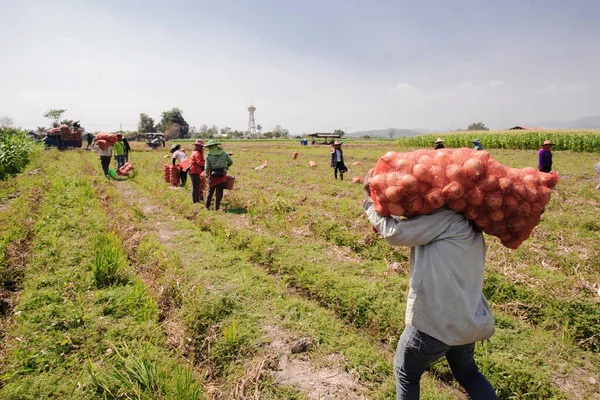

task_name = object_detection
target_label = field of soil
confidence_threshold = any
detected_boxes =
[1,140,599,399]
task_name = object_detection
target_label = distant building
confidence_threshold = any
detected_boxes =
[506,126,548,131]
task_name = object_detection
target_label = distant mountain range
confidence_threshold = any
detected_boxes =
[536,115,600,130]
[346,128,427,138]
[348,116,600,137]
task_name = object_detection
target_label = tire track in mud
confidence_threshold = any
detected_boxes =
[88,176,379,399]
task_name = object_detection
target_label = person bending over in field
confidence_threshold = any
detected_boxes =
[362,170,497,400]
[330,141,348,180]
[204,139,233,211]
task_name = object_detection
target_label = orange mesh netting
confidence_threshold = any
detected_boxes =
[369,148,558,249]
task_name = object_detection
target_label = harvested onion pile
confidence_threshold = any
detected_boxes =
[369,148,559,249]
[116,162,134,176]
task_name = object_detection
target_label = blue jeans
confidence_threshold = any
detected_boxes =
[395,325,497,400]
[116,155,126,169]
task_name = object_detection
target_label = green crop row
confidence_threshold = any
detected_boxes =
[397,130,600,152]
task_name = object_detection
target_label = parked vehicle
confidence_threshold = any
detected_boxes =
[146,133,165,149]
[43,122,83,149]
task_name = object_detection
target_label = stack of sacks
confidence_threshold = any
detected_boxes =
[95,132,118,150]
[116,162,134,176]
[369,148,559,249]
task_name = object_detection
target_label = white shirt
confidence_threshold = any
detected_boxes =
[364,200,495,346]
[173,150,187,163]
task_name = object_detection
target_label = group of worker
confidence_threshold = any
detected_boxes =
[169,139,233,211]
[91,133,131,177]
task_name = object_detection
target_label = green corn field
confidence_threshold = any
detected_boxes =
[397,130,600,152]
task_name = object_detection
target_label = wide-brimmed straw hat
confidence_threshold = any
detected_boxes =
[473,138,481,143]
[193,139,205,147]
[333,141,342,146]
[170,144,181,153]
[435,138,444,143]
[542,140,553,146]
[205,139,221,147]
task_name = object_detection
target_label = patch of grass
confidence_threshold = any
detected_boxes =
[92,233,129,288]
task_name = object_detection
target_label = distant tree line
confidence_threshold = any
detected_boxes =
[137,108,289,140]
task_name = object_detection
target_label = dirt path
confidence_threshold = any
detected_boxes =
[97,178,371,399]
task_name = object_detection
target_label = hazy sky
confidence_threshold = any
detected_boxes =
[1,0,599,133]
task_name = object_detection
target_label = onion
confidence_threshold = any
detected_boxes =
[525,185,539,203]
[522,174,538,188]
[507,217,527,232]
[498,177,512,192]
[392,158,414,173]
[387,202,405,216]
[432,151,452,167]
[485,192,503,209]
[448,198,467,212]
[503,196,519,214]
[430,165,446,188]
[488,209,505,222]
[417,155,434,168]
[397,174,419,194]
[479,175,498,192]
[446,164,468,184]
[466,187,484,206]
[404,195,424,212]
[463,158,485,180]
[451,148,473,165]
[375,203,392,216]
[442,182,465,201]
[471,150,490,164]
[539,171,558,188]
[384,186,403,202]
[516,202,531,217]
[425,188,445,209]
[474,215,490,228]
[413,164,433,184]
[464,205,482,220]
[511,183,527,199]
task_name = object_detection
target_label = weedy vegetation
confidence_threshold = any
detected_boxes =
[0,137,598,399]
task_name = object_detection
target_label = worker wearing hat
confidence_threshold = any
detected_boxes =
[538,140,553,173]
[204,139,233,210]
[188,139,207,203]
[330,141,348,180]
[472,138,483,151]
[434,138,445,150]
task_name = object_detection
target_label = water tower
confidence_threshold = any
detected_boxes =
[247,105,257,135]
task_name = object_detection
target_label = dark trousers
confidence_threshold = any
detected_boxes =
[116,155,126,169]
[180,170,188,186]
[190,173,203,203]
[100,156,111,177]
[394,325,497,400]
[540,166,551,173]
[334,162,345,180]
[206,182,226,210]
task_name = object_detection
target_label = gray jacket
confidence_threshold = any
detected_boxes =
[364,199,495,345]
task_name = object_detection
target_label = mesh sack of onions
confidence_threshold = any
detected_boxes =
[169,165,180,186]
[162,164,172,183]
[369,148,559,249]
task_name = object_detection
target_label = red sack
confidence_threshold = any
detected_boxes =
[369,148,559,249]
